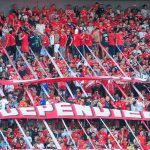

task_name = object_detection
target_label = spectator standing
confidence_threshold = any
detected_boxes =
[59,29,67,59]
[20,30,29,54]
[0,96,8,109]
[36,19,45,35]
[141,5,149,18]
[66,29,73,60]
[108,29,116,57]
[116,29,124,59]
[5,30,16,58]
[72,29,81,58]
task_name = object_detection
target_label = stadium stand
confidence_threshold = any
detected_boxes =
[0,1,149,149]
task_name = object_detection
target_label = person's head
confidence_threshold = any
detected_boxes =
[105,96,110,102]
[58,137,63,142]
[61,29,65,34]
[75,29,79,34]
[34,127,38,132]
[66,29,70,34]
[143,4,147,9]
[140,131,144,136]
[55,96,60,102]
[51,30,54,35]
[26,131,30,136]
[19,138,24,144]
[54,29,58,34]
[91,132,96,138]
[141,27,146,32]
[39,19,43,24]
[95,90,99,94]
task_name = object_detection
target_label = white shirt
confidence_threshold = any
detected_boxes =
[141,9,149,18]
[141,73,149,79]
[0,98,8,109]
[131,104,137,111]
[138,31,147,39]
[62,130,72,138]
[87,26,94,34]
[24,136,32,147]
[36,24,45,34]
[0,88,5,97]
[27,136,32,143]
[136,101,144,111]
[49,35,55,45]
[19,14,28,20]
[36,143,45,149]
[135,72,141,78]
[141,24,149,29]
[46,101,51,105]
[4,85,14,93]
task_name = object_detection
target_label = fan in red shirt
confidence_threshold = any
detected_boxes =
[65,5,75,18]
[121,137,128,149]
[80,6,88,20]
[71,54,80,65]
[49,4,57,14]
[42,33,50,48]
[138,131,146,147]
[84,31,93,55]
[108,29,117,57]
[51,18,61,30]
[33,6,40,15]
[15,138,26,149]
[72,29,81,58]
[20,30,29,54]
[5,30,16,58]
[116,29,124,59]
[59,29,67,59]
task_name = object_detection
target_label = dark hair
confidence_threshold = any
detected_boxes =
[133,101,136,105]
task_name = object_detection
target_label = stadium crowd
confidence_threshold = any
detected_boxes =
[0,119,150,149]
[0,1,149,149]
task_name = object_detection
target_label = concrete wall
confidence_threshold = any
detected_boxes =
[0,0,149,14]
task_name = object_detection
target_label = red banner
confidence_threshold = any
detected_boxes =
[0,76,150,85]
[1,103,150,121]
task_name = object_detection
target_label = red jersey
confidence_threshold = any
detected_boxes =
[80,9,87,19]
[60,33,67,47]
[72,34,81,47]
[58,82,66,90]
[138,135,146,146]
[85,34,93,46]
[5,34,11,47]
[65,9,74,17]
[43,35,50,47]
[122,140,128,149]
[108,32,116,45]
[115,101,122,109]
[51,22,61,30]
[116,32,124,45]
[10,33,16,46]
[121,100,128,110]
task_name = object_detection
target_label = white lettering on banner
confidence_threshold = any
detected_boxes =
[55,103,74,116]
[19,107,36,116]
[0,108,19,117]
[37,105,54,116]
[0,104,150,120]
[112,109,122,118]
[122,110,141,119]
[142,112,150,119]
[74,104,93,116]
[93,107,111,117]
